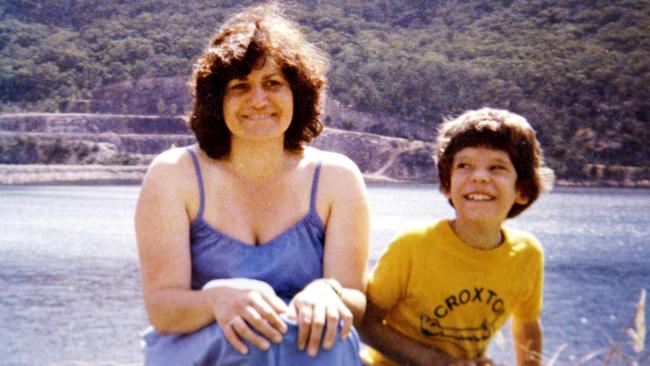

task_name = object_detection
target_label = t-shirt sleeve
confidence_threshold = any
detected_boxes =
[512,239,544,322]
[367,233,412,310]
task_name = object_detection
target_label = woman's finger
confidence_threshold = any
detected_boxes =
[231,315,271,351]
[258,292,288,334]
[242,304,282,344]
[222,316,249,354]
[306,303,326,357]
[296,303,312,351]
[261,291,289,314]
[338,305,353,340]
[321,305,339,350]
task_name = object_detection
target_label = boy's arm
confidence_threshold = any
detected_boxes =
[512,318,543,366]
[360,301,494,366]
[359,301,452,365]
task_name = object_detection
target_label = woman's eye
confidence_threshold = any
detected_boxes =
[456,163,469,169]
[228,83,249,92]
[265,79,283,88]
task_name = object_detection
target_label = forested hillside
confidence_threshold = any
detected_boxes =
[2,0,649,180]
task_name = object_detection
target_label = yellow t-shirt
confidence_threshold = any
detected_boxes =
[364,220,543,365]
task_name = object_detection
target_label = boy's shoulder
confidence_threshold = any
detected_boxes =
[389,219,448,249]
[502,225,544,256]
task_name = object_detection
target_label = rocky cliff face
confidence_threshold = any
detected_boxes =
[65,76,434,141]
[7,75,648,187]
[0,113,194,166]
[0,113,436,184]
[64,77,193,116]
[0,112,190,134]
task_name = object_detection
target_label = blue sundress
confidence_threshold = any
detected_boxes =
[141,148,363,365]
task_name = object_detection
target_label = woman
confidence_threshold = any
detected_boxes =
[135,4,369,365]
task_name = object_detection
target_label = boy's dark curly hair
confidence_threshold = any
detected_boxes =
[435,108,555,218]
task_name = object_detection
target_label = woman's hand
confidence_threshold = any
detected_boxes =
[287,278,353,357]
[202,278,289,354]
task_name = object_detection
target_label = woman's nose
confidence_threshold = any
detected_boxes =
[249,85,268,107]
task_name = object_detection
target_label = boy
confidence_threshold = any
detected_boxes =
[360,108,554,366]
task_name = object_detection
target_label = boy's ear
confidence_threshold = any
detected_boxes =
[515,190,529,205]
[439,186,456,208]
[440,185,451,199]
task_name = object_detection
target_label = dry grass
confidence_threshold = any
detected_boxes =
[541,288,648,366]
[496,288,648,365]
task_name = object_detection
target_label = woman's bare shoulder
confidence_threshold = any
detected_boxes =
[303,147,361,174]
[142,146,197,191]
[137,146,202,226]
[151,146,193,166]
[303,147,364,193]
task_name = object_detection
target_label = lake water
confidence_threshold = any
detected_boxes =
[0,184,648,365]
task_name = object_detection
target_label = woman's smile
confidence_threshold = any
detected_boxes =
[242,113,277,120]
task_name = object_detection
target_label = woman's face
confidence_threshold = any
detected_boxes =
[222,58,294,145]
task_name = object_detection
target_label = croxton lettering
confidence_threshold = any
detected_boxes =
[473,287,484,302]
[431,288,506,319]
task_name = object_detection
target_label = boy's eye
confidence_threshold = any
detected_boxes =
[455,163,469,169]
[490,164,509,171]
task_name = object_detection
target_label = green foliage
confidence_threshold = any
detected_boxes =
[156,97,166,115]
[1,0,649,179]
[0,136,34,163]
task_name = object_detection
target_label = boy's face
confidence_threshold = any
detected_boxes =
[444,146,528,227]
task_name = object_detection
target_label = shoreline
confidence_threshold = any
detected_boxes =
[0,164,146,186]
[1,164,650,188]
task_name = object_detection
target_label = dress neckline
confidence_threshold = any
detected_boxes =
[186,147,324,247]
[191,209,324,247]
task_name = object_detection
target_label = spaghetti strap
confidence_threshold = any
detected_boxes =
[309,162,322,212]
[186,148,205,220]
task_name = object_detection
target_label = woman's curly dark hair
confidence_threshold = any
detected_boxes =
[434,108,555,218]
[188,4,329,159]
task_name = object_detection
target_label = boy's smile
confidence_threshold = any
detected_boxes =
[444,146,528,229]
[465,193,494,201]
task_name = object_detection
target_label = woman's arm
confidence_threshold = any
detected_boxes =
[136,150,214,334]
[290,152,370,356]
[512,318,543,366]
[136,149,287,354]
[320,153,370,319]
